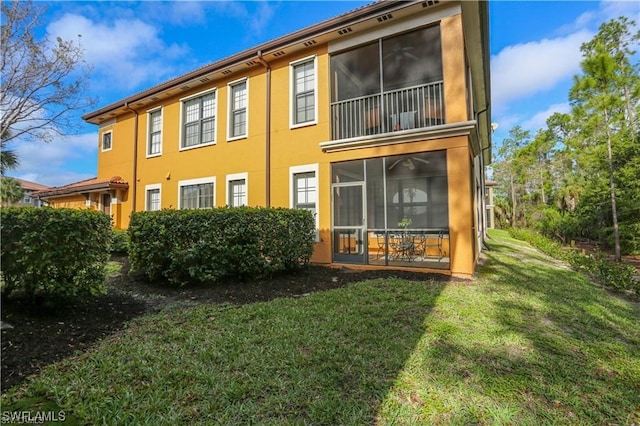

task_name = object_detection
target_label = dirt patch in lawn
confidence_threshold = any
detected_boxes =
[2,258,451,393]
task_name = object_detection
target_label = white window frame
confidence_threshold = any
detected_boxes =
[145,183,162,211]
[290,163,319,241]
[179,88,218,151]
[146,107,163,158]
[101,130,113,152]
[178,176,216,209]
[227,77,249,141]
[226,172,248,207]
[289,55,318,129]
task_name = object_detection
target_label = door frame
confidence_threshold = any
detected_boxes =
[331,181,367,264]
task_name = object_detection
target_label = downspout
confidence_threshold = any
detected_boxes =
[257,50,271,207]
[124,103,139,213]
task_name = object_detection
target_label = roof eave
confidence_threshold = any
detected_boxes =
[35,182,129,199]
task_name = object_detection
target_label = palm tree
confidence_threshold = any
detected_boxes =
[0,177,25,205]
[1,127,19,175]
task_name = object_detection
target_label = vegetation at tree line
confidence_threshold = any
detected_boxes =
[491,17,640,258]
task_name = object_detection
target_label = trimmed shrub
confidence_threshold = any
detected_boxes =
[128,207,315,286]
[110,229,129,255]
[1,207,112,303]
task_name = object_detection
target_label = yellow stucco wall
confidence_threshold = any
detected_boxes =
[92,11,480,275]
[48,194,88,210]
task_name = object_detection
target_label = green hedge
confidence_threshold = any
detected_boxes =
[110,229,129,255]
[508,228,638,294]
[0,207,112,303]
[128,207,315,286]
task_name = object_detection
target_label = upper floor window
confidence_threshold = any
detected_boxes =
[291,57,316,127]
[147,109,162,157]
[228,79,247,140]
[182,90,216,149]
[102,130,112,151]
[179,177,215,209]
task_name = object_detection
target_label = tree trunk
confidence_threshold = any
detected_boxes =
[510,173,517,227]
[604,108,622,261]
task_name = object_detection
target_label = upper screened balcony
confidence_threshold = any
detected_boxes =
[330,25,444,141]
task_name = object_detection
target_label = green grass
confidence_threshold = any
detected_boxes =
[3,229,639,425]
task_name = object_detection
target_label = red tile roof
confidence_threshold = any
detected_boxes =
[33,176,128,198]
[9,178,50,192]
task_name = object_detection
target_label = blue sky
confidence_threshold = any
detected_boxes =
[7,0,639,187]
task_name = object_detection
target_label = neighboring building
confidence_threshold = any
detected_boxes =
[32,176,129,228]
[58,0,491,277]
[3,178,50,207]
[485,180,497,230]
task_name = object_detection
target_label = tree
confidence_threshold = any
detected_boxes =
[0,0,94,146]
[493,126,531,227]
[568,17,640,261]
[0,176,25,205]
[0,139,19,175]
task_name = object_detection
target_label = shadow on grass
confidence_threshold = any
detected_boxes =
[4,278,448,425]
[375,231,639,424]
[479,232,640,422]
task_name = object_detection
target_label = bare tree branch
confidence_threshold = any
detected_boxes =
[0,0,95,146]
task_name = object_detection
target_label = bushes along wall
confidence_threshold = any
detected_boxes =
[128,207,315,286]
[1,207,112,303]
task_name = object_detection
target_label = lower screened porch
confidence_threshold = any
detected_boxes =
[329,150,451,270]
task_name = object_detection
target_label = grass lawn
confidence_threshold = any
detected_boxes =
[3,229,639,425]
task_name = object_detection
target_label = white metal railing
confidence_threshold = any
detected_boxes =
[330,81,444,140]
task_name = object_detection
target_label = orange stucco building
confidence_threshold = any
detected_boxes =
[37,0,491,277]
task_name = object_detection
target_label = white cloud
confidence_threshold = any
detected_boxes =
[599,1,640,25]
[9,133,97,187]
[522,102,571,131]
[46,14,189,92]
[490,30,592,113]
[249,2,277,37]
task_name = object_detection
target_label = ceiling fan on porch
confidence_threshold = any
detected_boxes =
[388,156,429,171]
[384,46,419,67]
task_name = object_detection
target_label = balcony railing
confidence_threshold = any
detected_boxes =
[330,81,444,140]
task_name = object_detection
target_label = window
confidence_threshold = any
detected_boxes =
[181,90,216,149]
[290,164,319,239]
[291,57,316,126]
[102,131,112,151]
[226,173,248,207]
[228,79,247,139]
[147,109,162,156]
[179,177,215,209]
[145,184,161,211]
[23,195,31,204]
[294,172,316,213]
